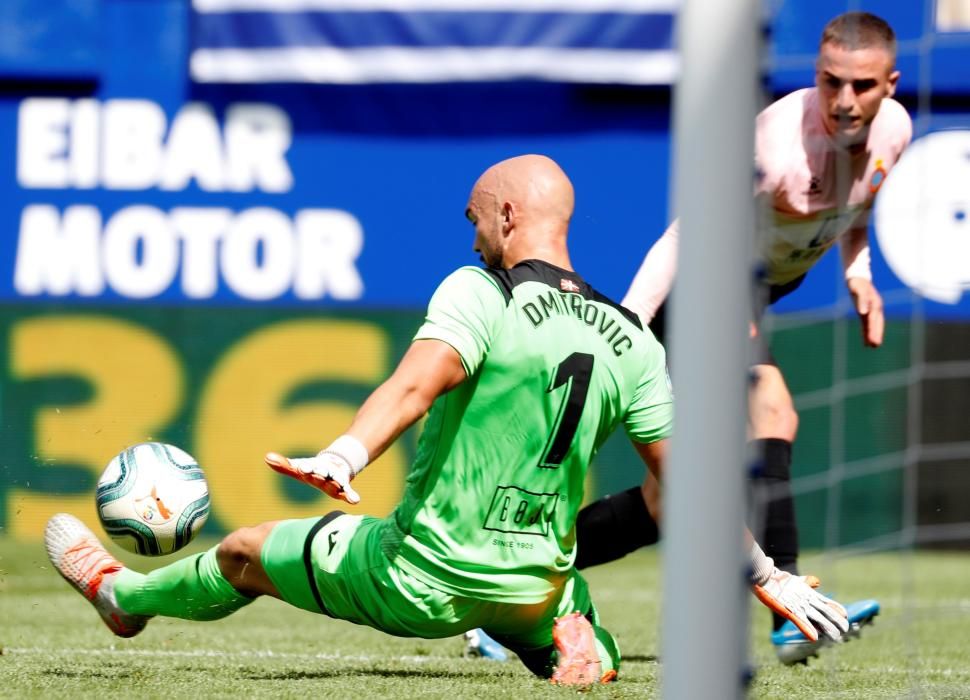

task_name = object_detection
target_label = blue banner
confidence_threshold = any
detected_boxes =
[0,0,100,80]
[0,91,671,308]
[1,0,969,317]
[189,0,679,84]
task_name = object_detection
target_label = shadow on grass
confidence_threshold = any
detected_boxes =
[242,667,514,681]
[245,657,660,682]
[44,667,136,680]
[622,654,659,663]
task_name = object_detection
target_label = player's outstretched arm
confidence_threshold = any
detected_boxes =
[621,221,680,324]
[847,277,884,348]
[267,338,467,503]
[343,338,467,457]
[841,225,884,348]
[631,439,665,522]
[629,440,848,642]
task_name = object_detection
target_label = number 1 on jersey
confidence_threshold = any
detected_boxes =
[539,352,594,468]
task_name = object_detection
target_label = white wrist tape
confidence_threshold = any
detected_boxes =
[319,435,370,478]
[749,541,775,586]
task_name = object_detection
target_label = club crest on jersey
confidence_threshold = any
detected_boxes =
[560,278,580,293]
[870,159,887,194]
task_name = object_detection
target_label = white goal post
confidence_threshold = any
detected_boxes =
[661,0,761,697]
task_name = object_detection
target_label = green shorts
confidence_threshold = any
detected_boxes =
[260,513,618,669]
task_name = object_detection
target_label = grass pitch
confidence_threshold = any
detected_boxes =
[2,537,969,698]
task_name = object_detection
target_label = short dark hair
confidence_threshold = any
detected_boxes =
[820,12,897,61]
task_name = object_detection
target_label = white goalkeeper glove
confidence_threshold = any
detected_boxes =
[265,451,361,505]
[752,568,849,643]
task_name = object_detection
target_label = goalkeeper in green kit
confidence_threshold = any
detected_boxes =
[45,154,847,686]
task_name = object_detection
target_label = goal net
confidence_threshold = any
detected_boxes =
[697,2,970,696]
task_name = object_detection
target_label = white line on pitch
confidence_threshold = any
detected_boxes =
[3,647,453,664]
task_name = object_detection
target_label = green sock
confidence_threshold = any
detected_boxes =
[593,624,621,677]
[114,546,253,621]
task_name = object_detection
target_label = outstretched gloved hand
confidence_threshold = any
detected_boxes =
[265,451,361,505]
[752,568,848,642]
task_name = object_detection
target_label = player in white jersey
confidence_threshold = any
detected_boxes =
[557,12,913,666]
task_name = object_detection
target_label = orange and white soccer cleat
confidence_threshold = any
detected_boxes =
[550,612,616,686]
[45,513,151,638]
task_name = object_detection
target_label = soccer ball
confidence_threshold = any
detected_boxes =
[95,442,210,556]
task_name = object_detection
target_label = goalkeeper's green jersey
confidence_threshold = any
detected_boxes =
[382,260,673,604]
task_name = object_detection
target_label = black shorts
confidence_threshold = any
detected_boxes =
[755,274,806,318]
[749,274,806,366]
[648,274,807,368]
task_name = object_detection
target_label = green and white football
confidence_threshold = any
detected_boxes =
[96,443,210,556]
